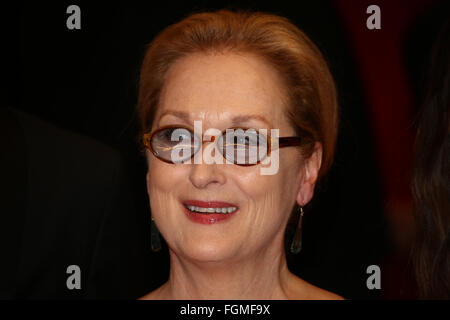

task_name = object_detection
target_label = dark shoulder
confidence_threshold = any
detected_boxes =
[12,108,120,166]
[11,108,124,191]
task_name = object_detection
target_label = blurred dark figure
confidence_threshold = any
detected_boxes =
[411,17,450,299]
[0,107,150,299]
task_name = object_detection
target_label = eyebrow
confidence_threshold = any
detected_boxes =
[157,110,272,128]
[157,110,191,126]
[231,114,272,128]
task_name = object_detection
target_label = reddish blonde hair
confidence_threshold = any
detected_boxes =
[138,9,339,177]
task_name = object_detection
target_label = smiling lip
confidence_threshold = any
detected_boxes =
[183,200,239,208]
[182,200,239,224]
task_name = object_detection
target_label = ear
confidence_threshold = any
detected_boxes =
[296,142,323,206]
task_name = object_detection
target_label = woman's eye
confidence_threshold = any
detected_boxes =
[236,135,258,146]
[166,128,191,140]
[162,129,173,140]
[156,128,195,148]
[231,138,253,150]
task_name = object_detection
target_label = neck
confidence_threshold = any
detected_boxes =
[156,241,297,299]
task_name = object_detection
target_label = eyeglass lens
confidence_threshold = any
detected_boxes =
[150,127,268,165]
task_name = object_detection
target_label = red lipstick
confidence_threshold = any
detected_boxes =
[182,200,239,224]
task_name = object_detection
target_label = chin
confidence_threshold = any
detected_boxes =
[174,238,240,263]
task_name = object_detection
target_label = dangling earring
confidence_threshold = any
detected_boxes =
[150,216,161,252]
[290,206,304,254]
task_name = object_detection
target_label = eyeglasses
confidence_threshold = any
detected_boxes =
[142,124,306,166]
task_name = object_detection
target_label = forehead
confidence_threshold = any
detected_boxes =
[156,52,290,128]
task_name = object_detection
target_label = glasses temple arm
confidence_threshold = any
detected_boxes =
[277,137,304,148]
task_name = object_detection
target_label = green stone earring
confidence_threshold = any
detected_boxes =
[151,216,161,252]
[290,206,304,254]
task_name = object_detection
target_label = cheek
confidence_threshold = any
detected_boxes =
[146,157,185,217]
[146,152,188,191]
[244,155,300,203]
[236,168,295,229]
[147,158,170,193]
[279,150,303,195]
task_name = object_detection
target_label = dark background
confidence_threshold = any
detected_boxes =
[6,0,447,299]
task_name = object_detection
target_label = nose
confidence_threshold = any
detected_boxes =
[189,142,226,189]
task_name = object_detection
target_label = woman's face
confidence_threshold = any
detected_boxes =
[146,52,318,262]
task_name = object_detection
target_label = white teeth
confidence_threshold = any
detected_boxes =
[186,205,237,214]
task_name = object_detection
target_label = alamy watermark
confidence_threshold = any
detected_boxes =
[66,264,81,290]
[161,120,280,175]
